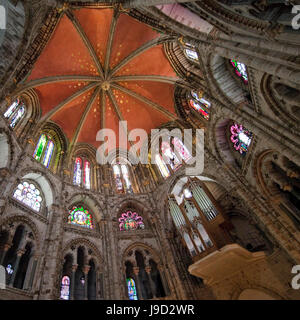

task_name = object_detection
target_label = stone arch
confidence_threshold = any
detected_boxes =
[0,214,41,254]
[233,286,285,300]
[209,54,248,105]
[261,74,300,127]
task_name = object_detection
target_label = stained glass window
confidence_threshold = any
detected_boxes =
[119,210,144,231]
[4,98,26,128]
[230,123,252,155]
[155,154,170,179]
[230,59,248,84]
[33,134,55,168]
[83,160,91,190]
[42,140,54,168]
[73,157,82,186]
[173,137,192,162]
[185,48,199,61]
[67,206,93,229]
[60,276,70,300]
[161,141,181,171]
[6,264,13,275]
[189,90,211,120]
[113,163,133,193]
[127,278,138,300]
[13,181,43,212]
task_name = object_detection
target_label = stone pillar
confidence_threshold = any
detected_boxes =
[157,264,170,296]
[23,254,38,290]
[83,265,90,300]
[133,267,143,300]
[0,243,11,265]
[145,266,157,299]
[8,249,25,286]
[70,264,78,300]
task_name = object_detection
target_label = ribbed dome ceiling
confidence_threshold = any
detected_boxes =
[22,7,182,152]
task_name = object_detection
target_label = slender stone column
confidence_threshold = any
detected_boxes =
[83,265,90,300]
[133,267,143,300]
[0,243,11,265]
[145,266,157,299]
[70,264,78,300]
[8,249,25,286]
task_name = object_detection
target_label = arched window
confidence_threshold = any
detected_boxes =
[185,48,199,61]
[13,181,43,212]
[4,98,26,128]
[127,278,138,300]
[172,137,192,163]
[33,134,55,168]
[60,276,70,300]
[113,163,133,193]
[155,154,170,179]
[230,59,248,84]
[73,157,91,189]
[189,90,211,120]
[156,137,192,178]
[230,123,253,155]
[67,206,93,229]
[161,141,181,171]
[119,210,145,231]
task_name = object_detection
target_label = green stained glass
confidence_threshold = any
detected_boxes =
[33,134,47,161]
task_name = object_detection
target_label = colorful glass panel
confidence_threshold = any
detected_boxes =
[230,123,252,155]
[83,160,91,190]
[155,154,170,178]
[9,104,25,128]
[73,157,82,186]
[13,181,42,212]
[33,134,47,162]
[161,141,181,171]
[185,48,198,61]
[113,164,123,191]
[173,137,192,162]
[121,165,132,192]
[119,210,144,231]
[230,59,248,84]
[127,278,138,300]
[42,140,54,168]
[60,276,70,300]
[189,91,211,120]
[67,206,93,229]
[4,99,19,118]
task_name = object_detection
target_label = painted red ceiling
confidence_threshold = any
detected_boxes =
[25,7,179,152]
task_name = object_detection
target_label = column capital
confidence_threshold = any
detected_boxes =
[16,249,25,257]
[83,265,90,275]
[133,266,140,275]
[71,264,78,272]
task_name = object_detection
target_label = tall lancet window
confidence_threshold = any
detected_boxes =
[173,137,192,163]
[73,157,91,189]
[4,98,26,128]
[155,154,170,179]
[161,141,181,171]
[189,90,211,120]
[33,134,55,168]
[113,163,133,193]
